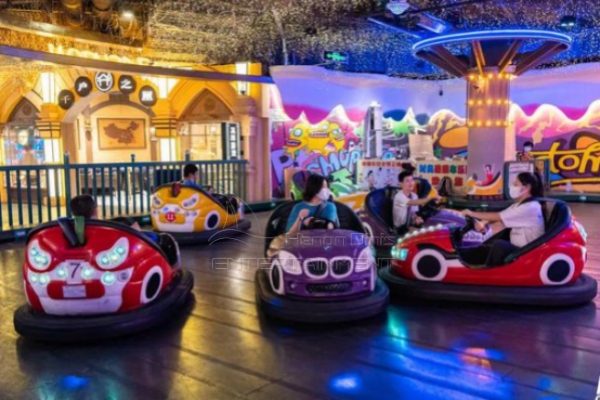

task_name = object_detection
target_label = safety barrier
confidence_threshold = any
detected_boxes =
[0,153,248,234]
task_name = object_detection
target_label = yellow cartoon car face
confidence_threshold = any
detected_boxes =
[285,121,346,156]
[151,185,243,233]
[337,191,367,213]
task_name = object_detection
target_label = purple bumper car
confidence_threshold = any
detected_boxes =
[255,201,389,323]
[359,187,491,259]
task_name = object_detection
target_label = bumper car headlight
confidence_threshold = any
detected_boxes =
[27,239,52,271]
[392,247,409,261]
[96,237,129,270]
[278,250,302,275]
[356,247,374,272]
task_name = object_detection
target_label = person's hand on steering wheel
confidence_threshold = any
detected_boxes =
[474,219,487,233]
[301,216,314,228]
[460,209,473,217]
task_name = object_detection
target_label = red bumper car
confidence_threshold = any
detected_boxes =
[380,199,597,306]
[14,218,194,342]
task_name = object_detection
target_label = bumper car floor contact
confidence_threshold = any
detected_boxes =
[380,267,597,306]
[255,269,389,323]
[165,220,252,245]
[14,269,194,343]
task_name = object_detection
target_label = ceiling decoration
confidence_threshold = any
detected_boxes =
[0,0,599,79]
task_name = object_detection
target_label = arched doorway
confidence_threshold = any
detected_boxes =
[179,90,241,161]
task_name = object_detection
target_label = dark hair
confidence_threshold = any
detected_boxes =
[112,217,137,227]
[401,162,415,173]
[183,164,198,178]
[303,174,326,201]
[517,171,544,198]
[485,164,492,170]
[70,194,96,219]
[366,170,373,177]
[523,141,534,149]
[398,171,413,183]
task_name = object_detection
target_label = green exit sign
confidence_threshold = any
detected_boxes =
[324,51,349,64]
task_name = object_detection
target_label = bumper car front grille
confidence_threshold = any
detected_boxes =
[306,260,327,276]
[332,259,352,276]
[306,282,353,294]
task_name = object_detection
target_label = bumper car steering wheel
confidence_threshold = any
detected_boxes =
[452,215,477,245]
[416,199,441,221]
[301,217,339,230]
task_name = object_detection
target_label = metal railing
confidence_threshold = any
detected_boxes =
[0,153,248,231]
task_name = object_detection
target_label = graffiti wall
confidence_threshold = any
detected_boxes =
[270,63,600,197]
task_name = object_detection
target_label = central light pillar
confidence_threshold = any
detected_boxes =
[466,66,515,198]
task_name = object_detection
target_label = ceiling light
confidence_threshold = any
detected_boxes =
[386,0,410,15]
[560,16,576,28]
[121,11,135,20]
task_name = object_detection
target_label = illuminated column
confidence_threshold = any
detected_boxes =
[466,66,515,197]
[152,99,178,162]
[234,95,262,202]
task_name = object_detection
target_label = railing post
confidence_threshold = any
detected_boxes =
[64,152,72,217]
[131,154,136,214]
[185,150,190,162]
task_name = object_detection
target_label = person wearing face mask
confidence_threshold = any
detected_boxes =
[460,171,545,266]
[286,174,338,233]
[518,141,535,162]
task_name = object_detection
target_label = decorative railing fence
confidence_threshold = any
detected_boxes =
[0,153,247,233]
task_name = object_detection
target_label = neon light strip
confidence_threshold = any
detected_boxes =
[413,30,572,53]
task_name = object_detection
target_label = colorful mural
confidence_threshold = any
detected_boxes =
[269,87,426,198]
[270,79,600,197]
[434,101,600,191]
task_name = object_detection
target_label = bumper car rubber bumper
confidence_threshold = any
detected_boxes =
[162,220,251,245]
[14,269,194,343]
[380,267,597,306]
[255,269,389,323]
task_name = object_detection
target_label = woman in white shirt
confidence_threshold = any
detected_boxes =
[461,171,545,266]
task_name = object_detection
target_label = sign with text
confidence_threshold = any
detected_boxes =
[324,51,349,64]
[74,76,92,97]
[138,85,157,106]
[58,90,75,110]
[118,75,136,95]
[95,71,114,92]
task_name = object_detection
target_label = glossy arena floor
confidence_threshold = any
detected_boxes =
[1,204,600,400]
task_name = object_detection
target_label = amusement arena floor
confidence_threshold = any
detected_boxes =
[0,204,599,400]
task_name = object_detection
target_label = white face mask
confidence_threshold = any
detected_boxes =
[509,185,523,199]
[524,146,532,152]
[316,188,330,201]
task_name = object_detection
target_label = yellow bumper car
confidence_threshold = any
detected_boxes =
[151,183,251,245]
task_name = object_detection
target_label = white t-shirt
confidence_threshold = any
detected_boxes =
[393,191,418,228]
[499,201,545,247]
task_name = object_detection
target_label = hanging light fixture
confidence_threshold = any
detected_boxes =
[386,0,411,15]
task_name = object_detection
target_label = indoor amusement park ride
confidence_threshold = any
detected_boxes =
[360,29,577,210]
[417,29,571,209]
[379,29,597,305]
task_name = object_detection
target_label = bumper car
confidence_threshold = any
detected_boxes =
[381,199,597,306]
[255,200,389,323]
[289,170,359,200]
[360,181,489,259]
[151,183,251,245]
[14,218,194,342]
